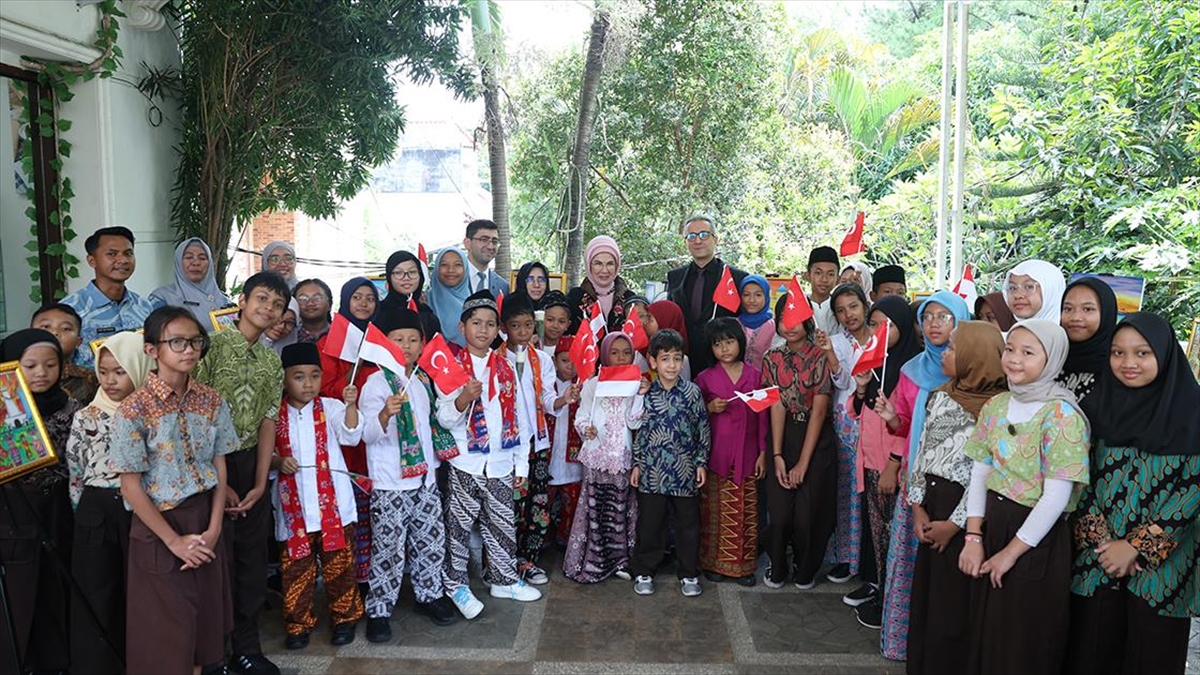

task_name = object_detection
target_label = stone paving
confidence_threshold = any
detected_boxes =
[260,550,1200,674]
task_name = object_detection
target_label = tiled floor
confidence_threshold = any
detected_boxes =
[260,550,1200,674]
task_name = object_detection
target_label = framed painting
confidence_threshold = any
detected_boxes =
[1069,273,1146,316]
[1187,317,1200,379]
[0,361,59,485]
[210,306,240,332]
[368,275,388,299]
[766,275,796,307]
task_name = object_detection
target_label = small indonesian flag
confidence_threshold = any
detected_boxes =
[322,313,364,364]
[417,243,428,266]
[840,211,866,256]
[418,333,469,395]
[780,276,814,330]
[569,324,599,382]
[952,264,978,309]
[360,322,407,375]
[407,295,419,312]
[852,320,890,376]
[734,386,781,413]
[588,301,606,340]
[712,265,740,313]
[595,364,641,397]
[621,306,649,352]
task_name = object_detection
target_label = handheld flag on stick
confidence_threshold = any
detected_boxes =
[569,325,599,382]
[595,365,641,397]
[360,323,407,375]
[840,211,866,257]
[417,333,469,395]
[713,265,741,314]
[780,276,814,330]
[953,264,978,309]
[730,386,781,413]
[621,306,649,352]
[851,320,890,376]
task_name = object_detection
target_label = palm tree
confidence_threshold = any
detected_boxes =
[470,0,511,277]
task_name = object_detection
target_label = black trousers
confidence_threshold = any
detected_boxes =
[70,486,130,675]
[764,417,837,585]
[1064,586,1191,675]
[632,492,700,579]
[225,448,270,656]
[0,479,73,675]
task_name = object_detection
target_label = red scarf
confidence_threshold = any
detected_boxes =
[457,349,520,453]
[276,397,347,560]
[526,348,549,443]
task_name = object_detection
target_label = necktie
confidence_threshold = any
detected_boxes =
[477,271,487,292]
[690,267,705,319]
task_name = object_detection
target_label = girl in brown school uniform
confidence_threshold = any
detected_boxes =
[109,306,239,675]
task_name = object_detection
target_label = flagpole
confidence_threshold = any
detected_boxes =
[348,326,370,384]
[879,321,891,392]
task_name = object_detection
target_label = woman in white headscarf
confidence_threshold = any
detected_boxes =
[840,261,873,298]
[261,240,299,289]
[149,238,232,324]
[1002,260,1067,324]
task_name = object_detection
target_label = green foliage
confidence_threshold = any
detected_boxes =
[169,0,473,285]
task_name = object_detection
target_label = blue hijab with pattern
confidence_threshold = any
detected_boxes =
[899,290,971,464]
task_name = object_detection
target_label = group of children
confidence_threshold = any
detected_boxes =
[0,239,1196,675]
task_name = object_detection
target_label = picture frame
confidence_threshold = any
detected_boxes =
[0,361,59,485]
[209,306,240,332]
[765,275,796,307]
[89,329,144,358]
[910,291,935,305]
[368,275,388,299]
[508,271,568,295]
[1187,317,1200,379]
[1068,273,1146,315]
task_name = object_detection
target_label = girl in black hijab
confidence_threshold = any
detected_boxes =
[515,261,552,306]
[1058,276,1118,401]
[1067,312,1199,674]
[382,250,443,338]
[854,295,923,413]
[0,328,82,673]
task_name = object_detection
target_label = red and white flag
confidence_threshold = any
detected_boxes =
[595,364,641,397]
[588,301,606,340]
[495,291,505,320]
[780,276,814,330]
[840,211,866,257]
[360,322,407,375]
[417,243,428,266]
[322,313,364,364]
[733,386,780,413]
[407,295,419,312]
[712,265,741,314]
[569,324,599,382]
[418,333,469,395]
[852,320,890,376]
[621,306,649,352]
[952,264,978,308]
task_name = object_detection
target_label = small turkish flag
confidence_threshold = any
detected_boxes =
[852,320,890,376]
[569,323,599,382]
[417,243,428,266]
[621,306,649,351]
[840,211,866,257]
[712,265,741,314]
[407,295,419,313]
[780,276,814,330]
[733,386,781,413]
[588,302,606,340]
[952,264,978,309]
[418,333,469,395]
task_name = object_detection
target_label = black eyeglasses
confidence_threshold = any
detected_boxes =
[157,336,209,353]
[683,231,714,241]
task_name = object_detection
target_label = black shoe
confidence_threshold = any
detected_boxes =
[285,632,309,650]
[201,665,230,675]
[702,571,726,583]
[331,621,356,646]
[826,563,853,584]
[843,582,878,607]
[414,596,459,626]
[366,616,393,643]
[229,654,281,675]
[856,599,883,630]
[734,574,757,587]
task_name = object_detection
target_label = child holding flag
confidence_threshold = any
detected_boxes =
[694,318,768,586]
[547,336,584,548]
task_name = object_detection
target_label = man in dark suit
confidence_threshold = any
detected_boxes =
[665,215,748,372]
[462,219,511,298]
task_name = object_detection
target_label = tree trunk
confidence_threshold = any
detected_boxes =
[562,8,612,286]
[482,61,511,279]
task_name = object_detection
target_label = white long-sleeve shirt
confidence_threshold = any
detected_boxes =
[360,368,439,491]
[549,378,584,486]
[436,349,530,478]
[505,344,559,451]
[271,396,361,541]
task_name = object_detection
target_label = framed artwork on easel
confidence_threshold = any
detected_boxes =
[0,361,59,485]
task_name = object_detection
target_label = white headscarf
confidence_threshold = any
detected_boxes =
[842,261,873,297]
[261,240,298,289]
[1003,259,1066,324]
[149,238,232,325]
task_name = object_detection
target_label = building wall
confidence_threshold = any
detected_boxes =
[0,0,179,335]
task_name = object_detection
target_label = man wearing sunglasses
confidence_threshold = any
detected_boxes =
[462,219,511,299]
[666,215,747,371]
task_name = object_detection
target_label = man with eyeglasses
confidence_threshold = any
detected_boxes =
[666,215,747,372]
[462,219,511,299]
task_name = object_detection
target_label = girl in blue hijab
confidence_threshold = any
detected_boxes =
[737,274,775,369]
[427,247,472,347]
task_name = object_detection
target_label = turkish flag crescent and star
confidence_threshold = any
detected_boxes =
[712,265,741,313]
[360,322,407,375]
[322,313,364,363]
[840,211,866,257]
[569,324,599,382]
[851,319,890,376]
[780,276,814,330]
[621,305,650,351]
[418,333,469,395]
[734,386,781,413]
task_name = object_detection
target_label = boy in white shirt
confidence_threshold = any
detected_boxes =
[358,307,461,642]
[547,336,584,548]
[502,292,574,586]
[271,343,364,649]
[436,290,542,619]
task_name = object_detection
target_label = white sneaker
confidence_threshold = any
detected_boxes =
[680,577,702,597]
[614,568,632,581]
[763,564,785,589]
[633,575,654,595]
[490,579,542,602]
[450,586,484,620]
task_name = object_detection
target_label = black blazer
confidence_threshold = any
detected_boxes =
[665,257,747,372]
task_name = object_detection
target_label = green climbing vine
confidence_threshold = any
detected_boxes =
[17,0,124,302]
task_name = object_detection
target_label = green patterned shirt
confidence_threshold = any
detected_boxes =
[194,327,283,451]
